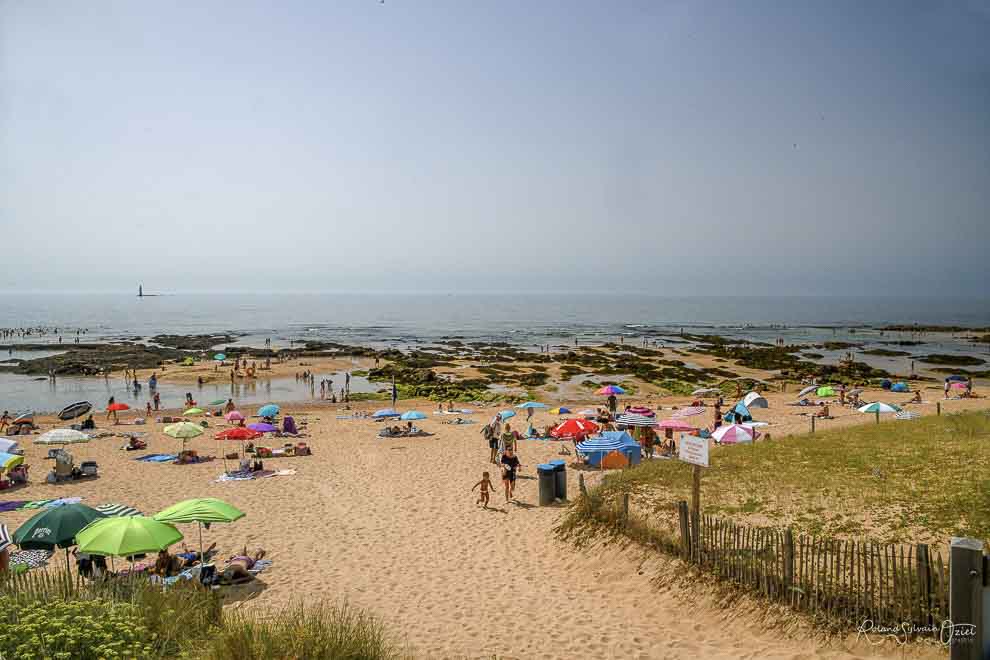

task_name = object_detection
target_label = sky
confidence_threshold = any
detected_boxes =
[1,0,988,296]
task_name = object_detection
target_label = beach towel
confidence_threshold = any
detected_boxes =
[18,499,52,510]
[0,500,28,513]
[10,549,51,569]
[249,559,273,575]
[135,453,178,463]
[46,497,82,508]
[215,470,255,482]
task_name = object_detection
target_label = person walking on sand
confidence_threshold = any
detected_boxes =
[501,423,516,457]
[483,422,498,464]
[153,392,160,411]
[106,396,115,420]
[472,471,497,508]
[500,449,521,502]
[391,377,398,408]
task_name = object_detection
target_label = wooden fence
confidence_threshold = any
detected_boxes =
[672,502,949,633]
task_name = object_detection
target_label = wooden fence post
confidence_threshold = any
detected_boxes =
[578,473,587,496]
[949,537,984,660]
[621,493,630,522]
[811,416,816,434]
[937,401,941,416]
[784,528,795,601]
[677,501,691,560]
[916,543,931,626]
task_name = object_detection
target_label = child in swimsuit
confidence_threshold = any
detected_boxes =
[472,471,496,508]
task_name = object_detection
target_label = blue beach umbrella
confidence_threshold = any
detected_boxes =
[372,408,400,418]
[400,411,426,421]
[498,410,516,420]
[214,353,227,361]
[515,402,548,409]
[257,404,280,417]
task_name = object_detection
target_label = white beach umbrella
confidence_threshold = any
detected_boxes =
[34,429,89,445]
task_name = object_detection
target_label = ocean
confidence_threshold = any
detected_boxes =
[0,292,987,412]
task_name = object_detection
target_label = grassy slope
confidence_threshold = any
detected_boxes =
[589,409,990,544]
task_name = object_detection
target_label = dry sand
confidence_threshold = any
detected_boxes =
[2,390,979,658]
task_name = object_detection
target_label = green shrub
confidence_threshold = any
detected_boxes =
[0,596,153,660]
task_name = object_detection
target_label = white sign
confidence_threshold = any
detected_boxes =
[678,433,709,468]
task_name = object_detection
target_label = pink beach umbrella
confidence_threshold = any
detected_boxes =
[712,424,757,444]
[657,418,698,433]
[950,382,967,390]
[225,410,245,422]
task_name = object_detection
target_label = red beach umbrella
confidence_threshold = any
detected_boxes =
[107,403,130,412]
[550,418,599,439]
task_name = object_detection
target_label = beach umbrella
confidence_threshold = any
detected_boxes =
[858,401,901,424]
[400,411,427,421]
[657,418,698,433]
[58,401,92,421]
[515,402,548,409]
[216,427,262,441]
[895,410,921,421]
[182,357,195,366]
[107,402,130,412]
[550,418,599,439]
[95,503,142,518]
[712,424,756,444]
[797,385,818,397]
[76,516,182,559]
[12,411,33,425]
[596,385,626,395]
[0,524,11,554]
[672,406,705,418]
[498,410,516,421]
[742,392,769,409]
[371,408,400,419]
[0,438,19,453]
[209,399,227,406]
[615,413,658,427]
[548,407,571,414]
[14,504,106,573]
[154,497,245,560]
[34,429,89,445]
[0,452,24,472]
[225,410,245,422]
[258,404,280,418]
[213,353,226,361]
[164,422,204,439]
[183,407,205,416]
[247,422,276,433]
[816,386,835,397]
[950,382,967,390]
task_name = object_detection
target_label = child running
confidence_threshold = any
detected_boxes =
[472,471,497,508]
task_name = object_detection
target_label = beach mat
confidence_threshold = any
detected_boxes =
[135,453,178,463]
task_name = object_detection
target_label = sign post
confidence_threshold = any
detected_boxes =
[679,433,709,561]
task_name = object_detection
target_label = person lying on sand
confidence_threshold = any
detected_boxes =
[175,542,217,566]
[472,471,497,508]
[220,548,266,583]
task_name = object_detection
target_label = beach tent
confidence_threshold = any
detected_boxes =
[723,402,752,423]
[891,382,909,393]
[945,375,967,383]
[742,392,769,409]
[371,408,400,419]
[576,431,641,467]
[816,386,835,397]
[880,379,892,390]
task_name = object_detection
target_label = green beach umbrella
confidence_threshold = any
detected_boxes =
[164,421,204,439]
[182,357,195,366]
[209,399,227,406]
[13,504,106,572]
[183,407,205,416]
[154,498,245,559]
[75,516,182,559]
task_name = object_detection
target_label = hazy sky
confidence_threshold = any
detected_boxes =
[2,1,988,295]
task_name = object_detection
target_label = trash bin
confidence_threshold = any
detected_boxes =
[537,464,556,506]
[549,459,567,500]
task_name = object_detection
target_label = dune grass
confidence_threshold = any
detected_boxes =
[574,409,990,544]
[0,570,403,660]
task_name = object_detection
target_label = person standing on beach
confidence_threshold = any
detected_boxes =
[391,377,397,407]
[106,396,115,420]
[500,449,520,502]
[153,392,160,411]
[483,422,498,463]
[0,411,10,433]
[607,393,617,416]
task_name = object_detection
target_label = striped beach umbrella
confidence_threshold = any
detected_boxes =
[0,524,11,553]
[712,424,756,444]
[96,503,143,518]
[34,429,89,445]
[615,413,657,427]
[657,418,699,433]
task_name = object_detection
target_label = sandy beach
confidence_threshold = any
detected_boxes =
[3,385,982,659]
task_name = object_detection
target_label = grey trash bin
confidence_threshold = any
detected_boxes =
[537,463,556,506]
[549,459,566,500]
